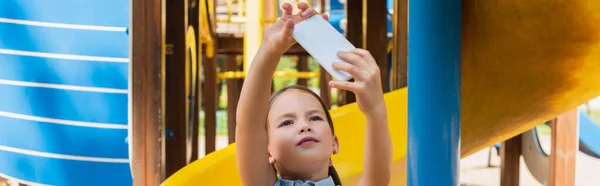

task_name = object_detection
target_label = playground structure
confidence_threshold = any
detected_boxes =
[0,0,600,186]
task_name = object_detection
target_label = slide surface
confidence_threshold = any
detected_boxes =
[163,0,600,185]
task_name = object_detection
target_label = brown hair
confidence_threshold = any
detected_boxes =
[266,85,342,185]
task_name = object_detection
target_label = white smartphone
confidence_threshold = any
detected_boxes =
[292,15,356,81]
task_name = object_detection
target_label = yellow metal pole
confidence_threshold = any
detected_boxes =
[185,27,198,159]
[273,0,279,21]
[239,0,245,17]
[218,71,320,79]
[227,0,233,22]
[243,0,264,73]
[199,0,214,58]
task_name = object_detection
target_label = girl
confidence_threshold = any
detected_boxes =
[235,2,392,186]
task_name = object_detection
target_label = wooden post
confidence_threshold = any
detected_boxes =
[346,0,363,48]
[500,135,522,186]
[585,102,591,114]
[392,0,408,89]
[341,0,363,105]
[226,55,241,144]
[189,0,201,163]
[203,55,217,154]
[191,69,201,161]
[364,0,389,92]
[319,67,332,108]
[165,0,188,177]
[297,55,309,86]
[549,109,579,186]
[201,0,218,156]
[131,0,165,184]
[318,0,326,13]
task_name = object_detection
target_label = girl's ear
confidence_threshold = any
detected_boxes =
[268,152,274,164]
[332,135,340,154]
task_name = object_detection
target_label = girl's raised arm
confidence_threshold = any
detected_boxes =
[235,43,284,186]
[329,49,393,186]
[235,3,323,186]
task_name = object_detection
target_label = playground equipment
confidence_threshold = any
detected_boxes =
[1,0,600,185]
[164,0,600,185]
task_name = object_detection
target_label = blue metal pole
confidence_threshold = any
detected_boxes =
[407,0,462,185]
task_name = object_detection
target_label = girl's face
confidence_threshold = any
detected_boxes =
[267,90,339,175]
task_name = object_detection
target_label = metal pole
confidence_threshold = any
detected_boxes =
[407,0,462,185]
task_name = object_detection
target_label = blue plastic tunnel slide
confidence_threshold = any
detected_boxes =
[579,111,600,158]
[0,0,132,185]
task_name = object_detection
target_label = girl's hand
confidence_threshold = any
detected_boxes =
[261,2,329,55]
[329,49,386,116]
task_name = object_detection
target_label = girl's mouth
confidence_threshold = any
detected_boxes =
[296,136,319,146]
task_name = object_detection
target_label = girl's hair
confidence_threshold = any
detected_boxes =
[266,85,342,185]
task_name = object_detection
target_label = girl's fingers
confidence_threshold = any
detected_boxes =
[351,49,377,67]
[282,3,293,15]
[282,19,294,35]
[297,2,309,11]
[332,62,364,80]
[301,8,318,18]
[329,80,360,93]
[337,51,370,70]
[321,13,329,21]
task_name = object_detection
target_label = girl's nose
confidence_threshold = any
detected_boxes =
[299,126,312,133]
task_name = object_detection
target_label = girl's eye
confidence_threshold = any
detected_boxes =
[309,116,323,121]
[279,120,293,127]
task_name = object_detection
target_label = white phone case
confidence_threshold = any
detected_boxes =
[292,15,356,81]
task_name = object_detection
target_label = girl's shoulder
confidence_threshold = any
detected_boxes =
[274,176,337,186]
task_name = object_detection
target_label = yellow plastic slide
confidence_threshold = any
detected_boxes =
[162,0,600,185]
